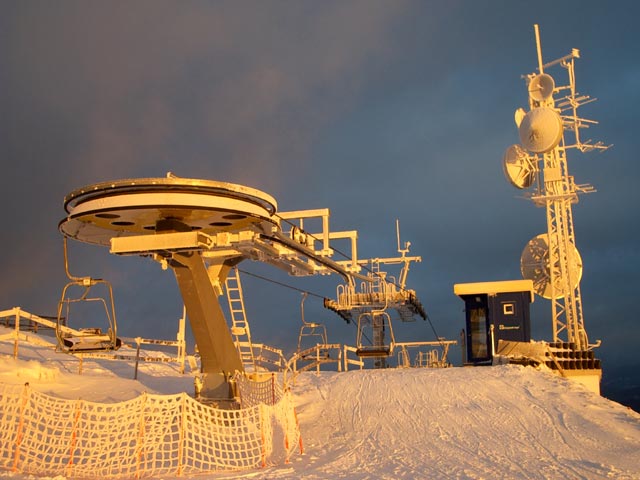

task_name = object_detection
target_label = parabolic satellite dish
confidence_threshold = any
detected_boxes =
[502,144,537,189]
[514,108,527,128]
[520,233,583,299]
[528,73,555,102]
[518,107,564,153]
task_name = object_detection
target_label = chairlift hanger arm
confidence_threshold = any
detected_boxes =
[62,236,99,284]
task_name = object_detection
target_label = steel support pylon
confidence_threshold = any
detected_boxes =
[169,252,245,401]
[540,148,588,349]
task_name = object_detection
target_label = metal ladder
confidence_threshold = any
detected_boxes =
[370,260,382,295]
[225,267,256,370]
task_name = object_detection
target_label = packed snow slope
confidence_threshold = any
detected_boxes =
[285,368,640,480]
[1,337,639,479]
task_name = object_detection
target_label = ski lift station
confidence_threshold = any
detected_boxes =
[53,172,442,401]
[0,24,613,479]
[0,22,608,399]
[2,24,606,399]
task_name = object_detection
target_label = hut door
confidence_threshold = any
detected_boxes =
[466,296,491,363]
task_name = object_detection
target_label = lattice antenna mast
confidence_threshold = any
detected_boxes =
[503,25,609,351]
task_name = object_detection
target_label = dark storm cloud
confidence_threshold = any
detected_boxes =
[3,1,413,187]
[1,1,639,395]
[0,0,413,307]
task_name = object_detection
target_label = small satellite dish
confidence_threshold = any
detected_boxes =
[514,108,526,128]
[518,107,564,153]
[503,144,537,189]
[520,233,583,299]
[528,73,555,102]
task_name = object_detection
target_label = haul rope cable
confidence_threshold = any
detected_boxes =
[241,266,445,352]
[237,268,373,346]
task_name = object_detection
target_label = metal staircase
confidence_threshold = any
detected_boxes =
[224,268,256,370]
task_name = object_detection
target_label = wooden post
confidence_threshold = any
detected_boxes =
[134,338,141,380]
[12,383,29,472]
[66,399,82,477]
[13,308,20,359]
[260,404,267,468]
[177,312,186,374]
[271,373,276,405]
[136,393,147,479]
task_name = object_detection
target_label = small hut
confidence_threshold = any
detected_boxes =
[454,280,534,365]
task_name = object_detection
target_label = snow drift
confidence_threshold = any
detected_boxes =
[283,367,640,479]
[1,337,639,479]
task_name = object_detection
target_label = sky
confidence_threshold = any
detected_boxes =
[1,1,639,404]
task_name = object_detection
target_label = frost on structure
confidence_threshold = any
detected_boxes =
[0,382,300,478]
[235,373,304,464]
[235,372,285,408]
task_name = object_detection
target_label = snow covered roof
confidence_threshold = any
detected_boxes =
[453,279,535,302]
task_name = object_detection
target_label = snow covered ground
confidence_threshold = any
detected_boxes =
[1,333,639,479]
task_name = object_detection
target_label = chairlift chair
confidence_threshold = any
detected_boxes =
[355,311,395,358]
[55,238,121,353]
[56,278,122,352]
[297,293,328,352]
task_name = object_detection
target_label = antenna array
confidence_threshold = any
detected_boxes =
[502,25,609,350]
